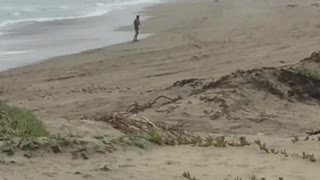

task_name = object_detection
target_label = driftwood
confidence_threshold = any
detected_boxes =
[96,112,158,134]
[126,95,182,113]
[306,130,320,136]
[95,112,193,145]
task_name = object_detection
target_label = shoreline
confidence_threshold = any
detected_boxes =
[0,0,166,72]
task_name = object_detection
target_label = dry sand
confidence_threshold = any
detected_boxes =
[1,0,320,179]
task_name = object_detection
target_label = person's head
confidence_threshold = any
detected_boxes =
[136,15,140,19]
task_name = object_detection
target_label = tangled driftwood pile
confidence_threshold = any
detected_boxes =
[95,112,194,145]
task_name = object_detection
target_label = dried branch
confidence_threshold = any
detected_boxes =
[306,130,320,136]
[126,95,182,113]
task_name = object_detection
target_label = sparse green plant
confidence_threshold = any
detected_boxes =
[229,136,250,147]
[289,69,320,80]
[271,148,279,154]
[254,139,269,153]
[291,136,299,143]
[302,152,317,162]
[182,171,199,180]
[148,131,163,145]
[93,136,104,140]
[54,134,73,147]
[93,145,106,153]
[280,149,289,157]
[112,135,148,149]
[302,152,308,159]
[0,101,48,137]
[200,136,215,147]
[251,175,257,180]
[191,136,203,146]
[239,136,250,146]
[215,136,227,148]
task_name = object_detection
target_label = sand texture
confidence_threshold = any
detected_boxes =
[1,0,320,179]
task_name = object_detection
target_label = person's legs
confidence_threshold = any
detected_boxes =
[133,28,139,41]
[133,32,137,41]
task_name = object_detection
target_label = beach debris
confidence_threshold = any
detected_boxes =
[306,130,320,136]
[98,165,111,172]
[173,78,203,88]
[95,112,240,147]
[95,112,194,145]
[126,95,182,113]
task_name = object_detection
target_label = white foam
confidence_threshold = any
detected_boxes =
[86,9,111,17]
[0,8,114,28]
[0,50,28,56]
[11,12,21,16]
[58,5,69,9]
[0,14,99,28]
[95,3,106,7]
[0,0,160,28]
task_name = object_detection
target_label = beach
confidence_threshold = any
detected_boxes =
[0,0,159,71]
[1,0,320,179]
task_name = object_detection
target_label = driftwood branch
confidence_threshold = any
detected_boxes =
[307,130,320,136]
[126,95,182,113]
[94,112,193,145]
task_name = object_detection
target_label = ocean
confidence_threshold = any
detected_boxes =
[0,0,160,71]
[0,0,159,28]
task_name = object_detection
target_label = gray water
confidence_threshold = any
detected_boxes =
[0,0,157,28]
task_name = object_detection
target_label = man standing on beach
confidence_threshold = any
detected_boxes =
[133,15,140,42]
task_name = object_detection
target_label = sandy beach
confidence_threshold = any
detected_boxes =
[1,0,320,179]
[0,1,155,71]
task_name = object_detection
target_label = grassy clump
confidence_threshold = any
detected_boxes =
[287,68,320,81]
[0,101,48,138]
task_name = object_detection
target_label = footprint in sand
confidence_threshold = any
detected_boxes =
[118,164,136,168]
[42,172,57,177]
[166,160,180,165]
[287,4,298,8]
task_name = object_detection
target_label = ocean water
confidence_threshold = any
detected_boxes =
[0,0,161,71]
[0,0,157,28]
